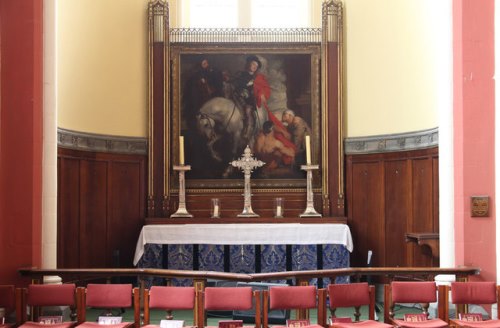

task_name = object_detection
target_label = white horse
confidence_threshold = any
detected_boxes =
[196,97,268,162]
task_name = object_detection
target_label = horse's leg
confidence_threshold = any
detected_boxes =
[207,135,222,162]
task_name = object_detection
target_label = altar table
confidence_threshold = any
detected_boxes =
[134,223,353,286]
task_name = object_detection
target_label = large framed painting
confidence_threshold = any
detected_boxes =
[170,45,322,190]
[147,0,344,218]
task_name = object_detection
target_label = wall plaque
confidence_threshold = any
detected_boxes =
[471,196,489,217]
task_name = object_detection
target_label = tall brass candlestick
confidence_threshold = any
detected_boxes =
[170,164,192,218]
[300,164,322,218]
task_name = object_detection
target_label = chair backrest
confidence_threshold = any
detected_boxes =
[150,286,196,310]
[0,285,15,324]
[143,286,196,326]
[263,286,326,328]
[77,284,137,326]
[27,284,76,307]
[15,284,76,325]
[197,287,261,328]
[392,281,437,304]
[451,282,497,305]
[448,281,500,320]
[85,284,132,308]
[0,285,15,312]
[269,286,316,310]
[205,287,253,311]
[328,283,375,321]
[384,281,439,323]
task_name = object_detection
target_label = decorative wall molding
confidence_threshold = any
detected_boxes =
[344,127,438,154]
[57,128,148,155]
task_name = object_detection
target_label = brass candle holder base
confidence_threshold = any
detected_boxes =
[300,164,322,218]
[171,165,193,218]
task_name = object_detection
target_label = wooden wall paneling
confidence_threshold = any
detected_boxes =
[79,160,108,267]
[108,161,146,267]
[58,148,147,269]
[57,158,81,268]
[384,160,411,267]
[410,158,435,267]
[346,148,439,269]
[348,160,385,267]
[432,157,439,233]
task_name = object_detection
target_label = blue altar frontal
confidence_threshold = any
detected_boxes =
[134,223,353,286]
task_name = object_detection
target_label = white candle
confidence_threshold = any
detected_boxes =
[305,135,311,164]
[276,205,282,218]
[179,136,185,165]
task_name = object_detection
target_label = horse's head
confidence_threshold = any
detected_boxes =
[195,113,217,141]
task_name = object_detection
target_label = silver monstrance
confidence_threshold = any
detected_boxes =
[230,145,265,217]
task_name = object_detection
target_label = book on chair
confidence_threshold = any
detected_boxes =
[459,313,483,322]
[160,320,185,328]
[329,317,352,324]
[286,319,310,327]
[39,316,63,324]
[97,316,122,325]
[218,320,243,328]
[404,314,427,322]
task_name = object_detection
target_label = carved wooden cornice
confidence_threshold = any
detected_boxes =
[344,127,438,154]
[57,128,147,155]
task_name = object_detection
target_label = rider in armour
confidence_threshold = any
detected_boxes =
[232,55,270,141]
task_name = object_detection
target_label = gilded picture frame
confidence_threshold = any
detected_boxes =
[170,44,322,190]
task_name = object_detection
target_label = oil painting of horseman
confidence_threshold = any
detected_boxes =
[177,51,318,183]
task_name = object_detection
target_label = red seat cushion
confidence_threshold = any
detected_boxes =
[75,322,133,328]
[391,282,437,304]
[149,286,195,310]
[204,287,253,311]
[391,318,448,328]
[450,319,500,327]
[85,284,132,308]
[27,284,76,306]
[269,286,317,310]
[451,282,497,304]
[330,321,393,328]
[329,283,370,308]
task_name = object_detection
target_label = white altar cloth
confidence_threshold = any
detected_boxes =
[133,223,353,265]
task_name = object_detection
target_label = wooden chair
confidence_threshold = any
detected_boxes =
[0,285,16,328]
[142,286,196,328]
[197,287,261,328]
[16,284,77,328]
[383,282,447,328]
[327,283,392,327]
[446,281,500,327]
[263,286,326,328]
[76,284,139,328]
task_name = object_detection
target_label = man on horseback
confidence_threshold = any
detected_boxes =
[232,55,270,141]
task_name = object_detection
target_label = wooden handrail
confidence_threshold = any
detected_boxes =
[18,266,480,284]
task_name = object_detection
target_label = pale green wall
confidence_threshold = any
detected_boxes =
[56,0,445,138]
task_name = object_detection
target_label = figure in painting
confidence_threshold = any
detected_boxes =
[254,121,296,175]
[232,55,270,140]
[281,109,312,165]
[184,57,224,127]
